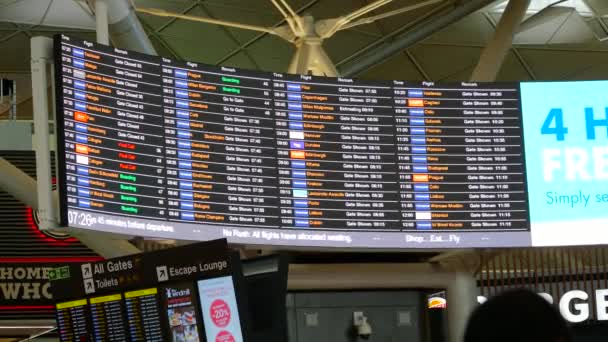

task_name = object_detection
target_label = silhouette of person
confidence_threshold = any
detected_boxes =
[465,289,572,342]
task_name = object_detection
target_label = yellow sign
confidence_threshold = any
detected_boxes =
[56,299,87,309]
[90,293,122,304]
[125,288,158,299]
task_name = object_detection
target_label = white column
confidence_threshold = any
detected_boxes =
[31,36,55,231]
[470,0,530,82]
[95,0,110,45]
[446,272,478,342]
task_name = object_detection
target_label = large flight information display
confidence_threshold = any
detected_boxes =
[54,34,542,248]
[273,74,400,230]
[161,58,280,228]
[393,81,528,231]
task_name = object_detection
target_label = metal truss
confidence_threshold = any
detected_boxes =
[135,0,446,76]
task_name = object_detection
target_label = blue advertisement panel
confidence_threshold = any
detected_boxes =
[521,81,608,246]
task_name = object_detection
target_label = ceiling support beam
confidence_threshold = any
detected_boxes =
[95,0,110,45]
[0,157,41,210]
[96,0,157,55]
[404,49,431,80]
[0,157,141,258]
[340,0,497,77]
[470,0,530,81]
[336,1,451,69]
[155,1,200,34]
[215,0,320,65]
[482,13,536,80]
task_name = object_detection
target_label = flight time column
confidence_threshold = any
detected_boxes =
[161,59,279,229]
[274,73,400,230]
[394,81,529,231]
[58,36,167,221]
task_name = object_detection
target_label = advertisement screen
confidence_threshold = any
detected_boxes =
[53,34,608,248]
[521,81,608,246]
[198,276,244,342]
[161,283,204,342]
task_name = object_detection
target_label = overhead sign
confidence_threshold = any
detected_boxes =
[54,35,608,249]
[54,34,533,249]
[50,239,229,300]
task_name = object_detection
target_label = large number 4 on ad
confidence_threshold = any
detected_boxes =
[541,108,568,141]
[541,107,608,141]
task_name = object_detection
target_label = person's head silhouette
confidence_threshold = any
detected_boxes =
[465,289,571,342]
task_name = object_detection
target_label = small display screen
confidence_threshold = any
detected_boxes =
[89,293,128,341]
[161,283,203,342]
[56,299,90,342]
[198,276,245,342]
[124,288,164,341]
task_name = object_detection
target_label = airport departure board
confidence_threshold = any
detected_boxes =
[124,288,164,341]
[161,58,280,228]
[55,34,534,249]
[56,299,90,341]
[89,294,128,341]
[273,74,400,230]
[392,81,528,231]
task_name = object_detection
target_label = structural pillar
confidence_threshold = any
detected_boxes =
[470,0,530,82]
[31,36,56,231]
[95,0,110,45]
[446,271,478,342]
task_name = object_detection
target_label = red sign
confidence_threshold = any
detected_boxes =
[210,299,231,328]
[216,330,235,342]
[0,258,102,314]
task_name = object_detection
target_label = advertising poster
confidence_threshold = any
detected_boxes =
[162,283,203,342]
[198,276,244,342]
[521,81,608,246]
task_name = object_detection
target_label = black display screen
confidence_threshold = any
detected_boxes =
[392,81,528,231]
[124,288,164,342]
[55,34,532,248]
[55,299,91,342]
[89,293,128,341]
[160,58,280,228]
[273,74,401,231]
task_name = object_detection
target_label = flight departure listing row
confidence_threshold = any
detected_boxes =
[54,34,532,248]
